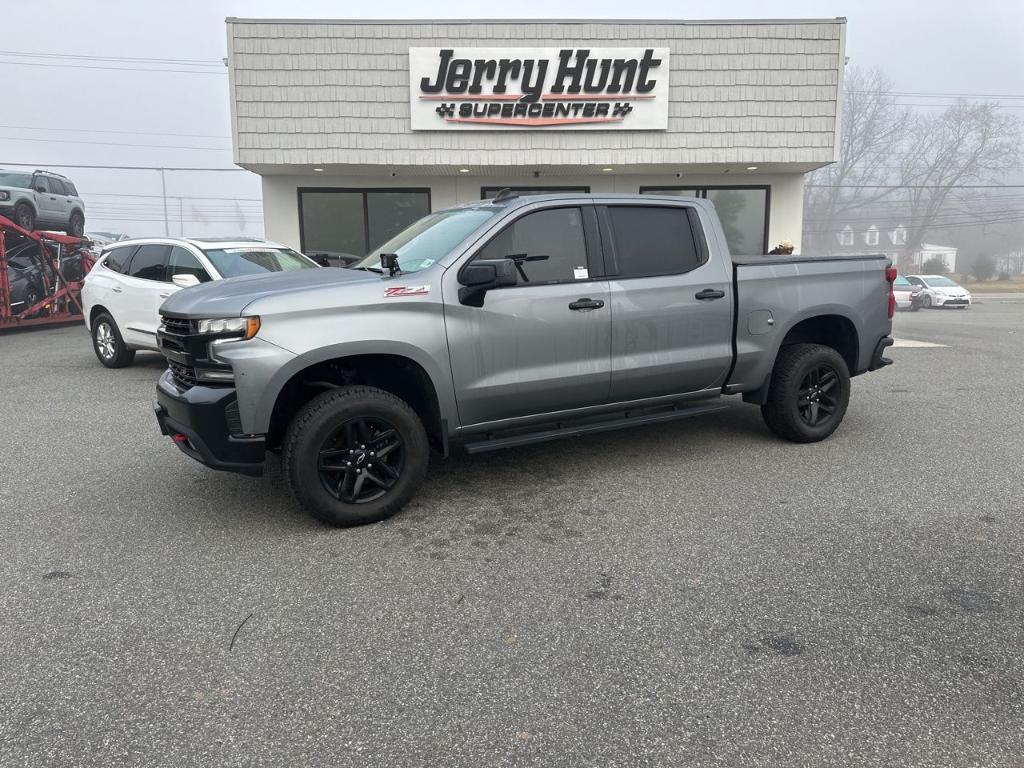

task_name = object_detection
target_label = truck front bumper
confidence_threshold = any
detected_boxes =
[154,369,265,476]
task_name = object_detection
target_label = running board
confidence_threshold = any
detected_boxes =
[462,402,729,454]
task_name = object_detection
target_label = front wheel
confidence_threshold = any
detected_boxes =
[14,202,35,231]
[282,385,429,527]
[760,343,851,443]
[91,312,135,368]
[922,294,933,309]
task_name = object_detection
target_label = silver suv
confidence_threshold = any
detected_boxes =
[0,169,86,235]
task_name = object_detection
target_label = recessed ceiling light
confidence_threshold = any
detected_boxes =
[458,168,470,173]
[313,167,324,172]
[746,166,758,171]
[602,167,614,172]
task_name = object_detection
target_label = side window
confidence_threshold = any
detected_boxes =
[126,244,170,281]
[8,244,40,270]
[64,181,79,196]
[475,207,587,285]
[907,277,923,286]
[607,206,702,278]
[167,246,212,283]
[48,178,68,195]
[33,176,50,193]
[104,245,135,274]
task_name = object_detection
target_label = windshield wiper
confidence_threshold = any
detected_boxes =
[351,265,383,274]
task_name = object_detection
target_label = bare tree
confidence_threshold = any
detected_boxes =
[803,69,1022,260]
[896,103,1021,259]
[803,68,911,252]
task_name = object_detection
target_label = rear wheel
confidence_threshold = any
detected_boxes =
[67,211,84,237]
[91,312,135,368]
[282,385,429,527]
[13,202,35,231]
[761,343,850,443]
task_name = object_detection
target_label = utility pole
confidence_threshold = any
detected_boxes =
[159,168,169,236]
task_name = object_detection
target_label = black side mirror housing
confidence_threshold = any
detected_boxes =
[458,258,517,306]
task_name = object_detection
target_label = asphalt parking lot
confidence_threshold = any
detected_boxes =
[2,300,1023,767]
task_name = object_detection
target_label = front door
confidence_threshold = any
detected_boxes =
[600,204,734,401]
[32,176,62,226]
[119,243,172,347]
[443,205,611,428]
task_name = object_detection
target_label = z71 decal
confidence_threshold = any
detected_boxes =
[384,286,430,298]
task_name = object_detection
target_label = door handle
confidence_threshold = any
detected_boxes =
[568,298,605,311]
[111,286,123,293]
[158,293,171,299]
[695,288,726,301]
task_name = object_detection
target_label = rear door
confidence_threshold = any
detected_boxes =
[46,178,74,221]
[600,203,733,401]
[118,243,172,347]
[443,204,611,427]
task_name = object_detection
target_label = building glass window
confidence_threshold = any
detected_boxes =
[298,189,431,263]
[865,227,879,246]
[839,226,854,246]
[640,186,769,256]
[481,186,590,199]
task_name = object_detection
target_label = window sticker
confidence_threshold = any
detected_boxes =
[573,266,590,280]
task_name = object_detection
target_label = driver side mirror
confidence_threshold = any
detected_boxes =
[172,273,201,289]
[458,258,517,306]
[35,185,47,193]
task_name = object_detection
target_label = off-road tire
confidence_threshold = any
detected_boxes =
[14,202,35,231]
[282,385,429,527]
[91,312,135,368]
[67,211,85,237]
[760,343,850,443]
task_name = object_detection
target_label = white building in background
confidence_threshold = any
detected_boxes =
[225,17,847,260]
[908,243,958,274]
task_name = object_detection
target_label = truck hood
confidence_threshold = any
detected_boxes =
[160,267,379,317]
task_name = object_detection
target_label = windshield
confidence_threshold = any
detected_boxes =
[352,208,498,274]
[203,246,317,278]
[924,276,958,287]
[893,276,914,287]
[0,172,32,188]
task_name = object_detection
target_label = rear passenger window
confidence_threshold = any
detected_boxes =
[167,246,211,283]
[475,207,587,285]
[607,206,702,278]
[127,244,170,281]
[64,181,78,196]
[48,178,68,195]
[104,245,135,274]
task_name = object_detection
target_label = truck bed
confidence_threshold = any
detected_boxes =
[725,253,893,396]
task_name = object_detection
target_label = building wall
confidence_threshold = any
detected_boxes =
[262,171,806,255]
[228,18,846,170]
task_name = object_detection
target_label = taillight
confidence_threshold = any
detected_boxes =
[885,265,897,318]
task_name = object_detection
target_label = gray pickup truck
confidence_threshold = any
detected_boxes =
[154,193,895,526]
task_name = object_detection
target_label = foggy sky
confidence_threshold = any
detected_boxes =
[2,0,1021,237]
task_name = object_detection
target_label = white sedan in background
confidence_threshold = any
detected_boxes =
[906,274,972,309]
[81,237,320,367]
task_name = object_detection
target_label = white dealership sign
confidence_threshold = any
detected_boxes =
[409,47,670,130]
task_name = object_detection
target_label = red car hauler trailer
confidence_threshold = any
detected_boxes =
[0,214,94,331]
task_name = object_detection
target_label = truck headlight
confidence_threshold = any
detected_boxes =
[196,316,260,339]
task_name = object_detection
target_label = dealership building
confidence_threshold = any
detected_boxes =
[226,17,846,260]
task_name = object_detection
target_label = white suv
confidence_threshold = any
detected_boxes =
[82,237,320,367]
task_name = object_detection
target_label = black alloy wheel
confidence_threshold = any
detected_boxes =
[797,365,840,427]
[318,416,405,504]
